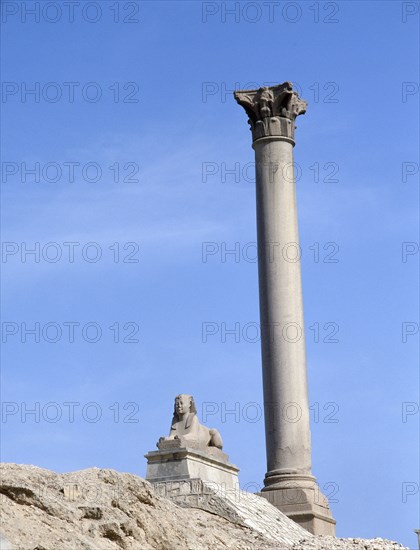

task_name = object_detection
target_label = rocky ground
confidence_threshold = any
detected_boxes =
[0,464,409,550]
[290,537,410,550]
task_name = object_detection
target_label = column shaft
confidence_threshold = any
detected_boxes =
[254,138,311,477]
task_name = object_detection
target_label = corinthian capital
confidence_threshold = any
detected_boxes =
[234,82,307,143]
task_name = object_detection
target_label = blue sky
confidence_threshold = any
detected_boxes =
[1,0,419,547]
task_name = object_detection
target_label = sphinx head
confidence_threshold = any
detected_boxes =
[173,394,196,418]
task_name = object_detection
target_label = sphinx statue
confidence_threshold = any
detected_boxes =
[158,394,223,450]
[146,394,238,489]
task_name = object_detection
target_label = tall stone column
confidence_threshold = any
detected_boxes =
[234,83,335,535]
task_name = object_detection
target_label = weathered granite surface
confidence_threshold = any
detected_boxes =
[0,463,409,550]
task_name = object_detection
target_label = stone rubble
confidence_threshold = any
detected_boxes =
[291,536,409,550]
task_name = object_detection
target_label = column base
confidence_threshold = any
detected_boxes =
[259,470,336,536]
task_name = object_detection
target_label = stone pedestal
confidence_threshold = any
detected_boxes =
[145,441,239,490]
[234,83,335,535]
[260,473,336,535]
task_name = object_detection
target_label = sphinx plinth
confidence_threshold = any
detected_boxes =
[234,83,336,535]
[145,439,239,490]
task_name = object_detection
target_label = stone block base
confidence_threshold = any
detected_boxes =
[260,473,336,536]
[144,446,239,490]
[151,478,311,545]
